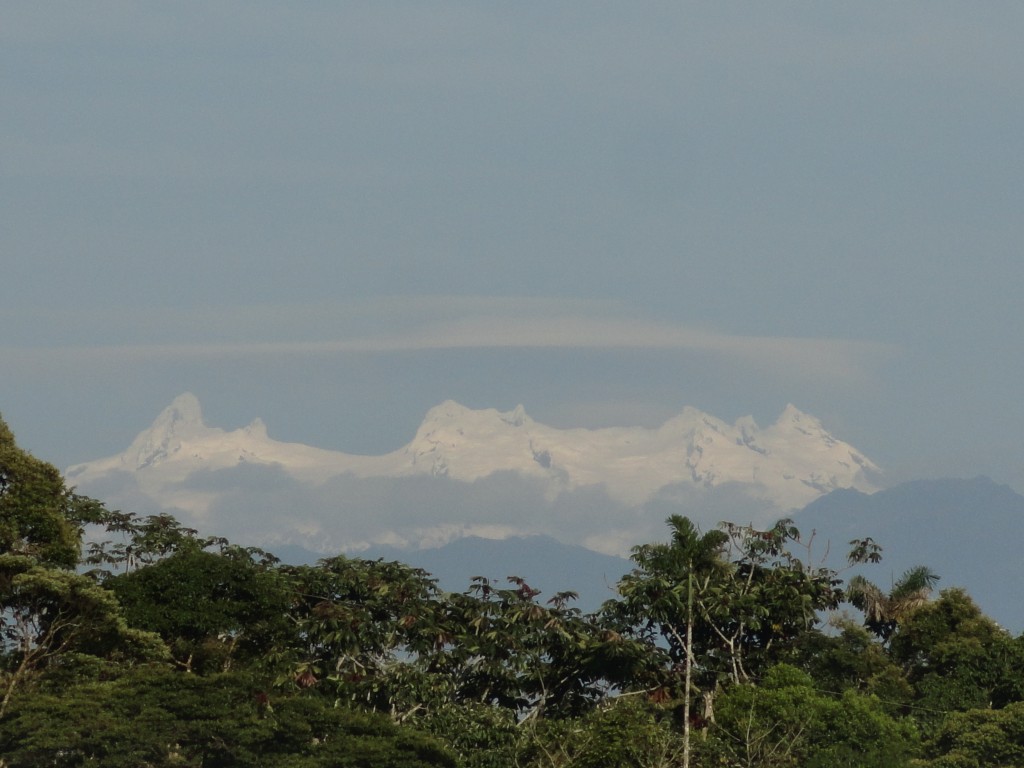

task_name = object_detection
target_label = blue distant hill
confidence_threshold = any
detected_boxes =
[272,535,631,613]
[273,476,1024,631]
[794,476,1024,632]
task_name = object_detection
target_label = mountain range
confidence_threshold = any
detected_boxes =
[61,395,1024,630]
[65,393,880,554]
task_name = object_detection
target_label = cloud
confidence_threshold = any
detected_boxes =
[73,464,784,558]
[1,296,895,387]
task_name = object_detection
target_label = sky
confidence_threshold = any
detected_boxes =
[3,2,1024,495]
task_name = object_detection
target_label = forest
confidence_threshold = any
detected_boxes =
[2,414,1023,768]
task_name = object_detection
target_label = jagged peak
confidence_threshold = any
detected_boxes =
[659,405,731,436]
[159,392,204,426]
[140,393,209,442]
[120,393,214,470]
[501,404,529,427]
[658,405,707,428]
[244,418,268,439]
[411,401,486,445]
[418,400,533,430]
[421,400,475,421]
[777,403,816,422]
[68,395,881,516]
[735,414,760,433]
[769,404,830,434]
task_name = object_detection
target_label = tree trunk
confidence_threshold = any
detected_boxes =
[682,566,693,768]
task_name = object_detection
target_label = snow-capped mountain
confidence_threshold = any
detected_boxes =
[67,392,879,521]
[397,399,879,508]
[66,397,880,552]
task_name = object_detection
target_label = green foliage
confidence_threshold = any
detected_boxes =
[530,696,684,768]
[0,416,167,717]
[847,565,940,641]
[428,697,683,768]
[108,547,292,673]
[0,665,456,767]
[611,515,728,679]
[279,555,450,716]
[889,588,1024,736]
[84,509,276,576]
[279,556,645,726]
[0,415,94,570]
[788,617,913,708]
[705,664,919,768]
[421,701,520,768]
[438,576,647,719]
[918,701,1024,768]
[610,516,856,705]
[0,557,168,717]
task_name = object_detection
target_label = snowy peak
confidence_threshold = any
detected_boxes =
[779,403,811,421]
[416,401,532,431]
[121,392,219,471]
[394,400,879,508]
[67,394,881,519]
[503,404,529,427]
[771,404,829,437]
[163,391,205,424]
[243,418,268,440]
[403,401,541,480]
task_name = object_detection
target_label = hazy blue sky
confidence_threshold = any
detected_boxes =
[3,3,1023,492]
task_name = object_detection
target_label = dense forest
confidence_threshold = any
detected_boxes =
[2,414,1023,767]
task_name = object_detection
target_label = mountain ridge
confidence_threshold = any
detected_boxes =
[273,535,631,613]
[66,393,881,553]
[793,475,1024,631]
[68,393,879,507]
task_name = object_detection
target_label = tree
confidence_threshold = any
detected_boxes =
[278,555,449,718]
[704,664,918,768]
[787,616,912,710]
[847,565,939,641]
[84,508,278,577]
[0,416,165,719]
[281,555,644,731]
[918,701,1024,768]
[610,515,729,767]
[511,696,686,768]
[107,546,293,674]
[0,415,103,570]
[0,559,166,719]
[888,588,1024,736]
[437,576,645,721]
[610,516,880,767]
[0,665,457,767]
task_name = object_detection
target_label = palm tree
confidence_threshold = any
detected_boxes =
[847,565,939,640]
[619,515,730,768]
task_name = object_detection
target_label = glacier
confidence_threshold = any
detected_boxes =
[66,393,881,554]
